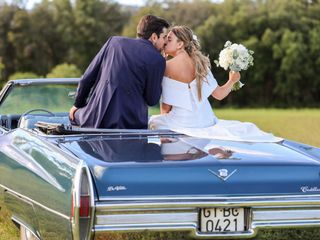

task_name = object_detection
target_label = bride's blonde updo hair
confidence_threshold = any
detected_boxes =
[170,26,211,100]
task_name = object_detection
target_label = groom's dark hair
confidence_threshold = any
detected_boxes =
[137,15,170,39]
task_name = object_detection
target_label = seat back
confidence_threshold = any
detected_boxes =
[19,114,70,129]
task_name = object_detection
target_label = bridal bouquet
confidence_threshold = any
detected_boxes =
[214,41,254,91]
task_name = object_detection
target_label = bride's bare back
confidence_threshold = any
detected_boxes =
[161,53,195,114]
[165,52,195,83]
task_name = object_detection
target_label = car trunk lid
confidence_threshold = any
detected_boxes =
[58,136,320,199]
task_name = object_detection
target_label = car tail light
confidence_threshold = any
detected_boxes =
[80,173,90,218]
[71,164,94,239]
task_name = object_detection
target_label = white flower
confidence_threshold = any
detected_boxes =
[218,48,233,70]
[214,41,254,91]
[224,41,232,48]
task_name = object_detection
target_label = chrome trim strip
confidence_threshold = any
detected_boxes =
[71,161,82,240]
[96,212,198,225]
[0,82,13,105]
[12,78,79,85]
[253,209,320,221]
[85,164,95,240]
[253,220,320,228]
[0,183,69,220]
[98,194,320,202]
[94,224,197,233]
[12,216,41,240]
[40,130,181,139]
[95,200,320,210]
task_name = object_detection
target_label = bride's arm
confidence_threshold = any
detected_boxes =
[161,102,172,114]
[211,71,240,100]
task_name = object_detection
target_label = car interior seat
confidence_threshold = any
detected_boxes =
[19,113,70,129]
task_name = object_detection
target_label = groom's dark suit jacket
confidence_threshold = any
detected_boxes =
[73,36,165,129]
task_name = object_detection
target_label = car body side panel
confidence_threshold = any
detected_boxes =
[4,190,39,236]
[0,129,80,239]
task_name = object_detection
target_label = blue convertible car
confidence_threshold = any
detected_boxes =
[0,78,320,240]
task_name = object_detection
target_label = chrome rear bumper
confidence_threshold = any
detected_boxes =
[93,195,320,239]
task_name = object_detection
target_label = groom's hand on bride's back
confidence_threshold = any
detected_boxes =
[229,71,241,83]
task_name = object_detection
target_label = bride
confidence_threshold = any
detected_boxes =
[149,26,281,142]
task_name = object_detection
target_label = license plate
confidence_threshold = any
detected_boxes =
[200,208,245,233]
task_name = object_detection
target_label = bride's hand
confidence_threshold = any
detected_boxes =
[229,71,241,83]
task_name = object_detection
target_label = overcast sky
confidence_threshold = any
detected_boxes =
[2,0,222,9]
[2,0,147,9]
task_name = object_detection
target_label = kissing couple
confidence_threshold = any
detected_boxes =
[69,14,280,142]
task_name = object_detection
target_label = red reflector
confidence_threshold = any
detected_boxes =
[80,195,90,217]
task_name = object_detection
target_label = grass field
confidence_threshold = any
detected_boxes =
[0,108,319,240]
[0,193,19,240]
[149,108,320,147]
[214,108,320,147]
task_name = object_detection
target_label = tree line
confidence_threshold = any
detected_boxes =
[0,0,319,107]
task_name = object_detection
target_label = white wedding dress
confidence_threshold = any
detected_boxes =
[149,71,282,143]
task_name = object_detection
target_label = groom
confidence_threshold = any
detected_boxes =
[69,15,170,129]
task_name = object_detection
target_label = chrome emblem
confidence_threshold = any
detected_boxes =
[300,186,320,193]
[208,168,237,181]
[218,169,228,177]
[107,185,127,192]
